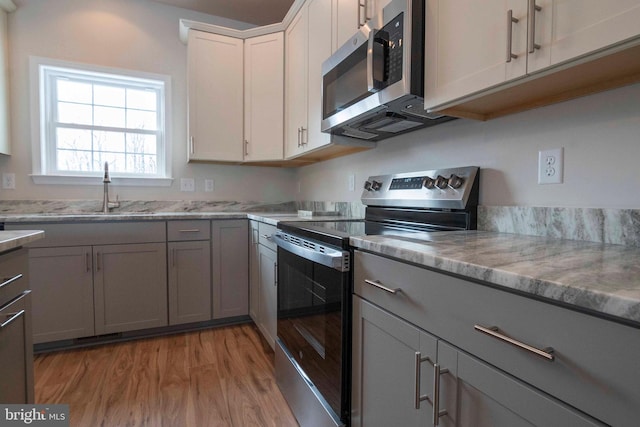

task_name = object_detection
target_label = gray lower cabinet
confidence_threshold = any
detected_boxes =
[248,220,278,349]
[249,221,260,322]
[211,220,249,319]
[28,246,94,343]
[351,295,435,427]
[0,248,33,404]
[353,250,615,426]
[168,241,211,325]
[94,243,167,335]
[352,296,602,427]
[257,243,277,348]
[6,221,168,342]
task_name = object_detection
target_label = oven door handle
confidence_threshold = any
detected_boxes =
[273,233,350,272]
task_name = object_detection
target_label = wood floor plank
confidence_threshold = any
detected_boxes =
[34,324,299,427]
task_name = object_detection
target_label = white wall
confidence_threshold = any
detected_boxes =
[296,82,640,209]
[0,0,296,201]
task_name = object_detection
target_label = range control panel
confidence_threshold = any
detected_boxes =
[361,166,479,210]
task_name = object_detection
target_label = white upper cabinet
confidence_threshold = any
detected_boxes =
[537,0,640,71]
[424,0,528,111]
[306,0,332,152]
[284,7,309,159]
[244,32,284,162]
[424,0,640,115]
[187,30,244,162]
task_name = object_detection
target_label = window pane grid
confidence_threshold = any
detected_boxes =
[43,64,165,177]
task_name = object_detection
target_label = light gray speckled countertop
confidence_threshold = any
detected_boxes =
[0,230,45,253]
[350,231,640,326]
[0,212,357,224]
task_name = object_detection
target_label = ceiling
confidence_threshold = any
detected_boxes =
[149,0,296,26]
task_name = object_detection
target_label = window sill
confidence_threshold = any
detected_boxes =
[30,175,174,187]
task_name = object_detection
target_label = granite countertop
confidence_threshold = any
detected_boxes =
[0,230,45,253]
[0,212,359,224]
[350,231,640,326]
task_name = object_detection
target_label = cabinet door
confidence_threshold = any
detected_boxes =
[351,296,436,427]
[306,0,333,151]
[249,221,260,323]
[28,246,94,343]
[94,243,167,334]
[244,32,284,161]
[437,342,604,427]
[257,244,277,349]
[335,0,359,51]
[211,220,249,319]
[187,30,244,162]
[543,0,640,70]
[0,291,32,403]
[284,7,309,158]
[424,0,528,110]
[168,241,211,325]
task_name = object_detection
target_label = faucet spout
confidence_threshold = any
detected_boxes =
[102,162,120,213]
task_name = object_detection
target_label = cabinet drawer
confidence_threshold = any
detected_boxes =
[6,222,166,247]
[354,250,640,426]
[0,248,28,307]
[167,220,210,241]
[258,222,277,251]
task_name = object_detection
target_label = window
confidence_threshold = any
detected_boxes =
[31,57,172,185]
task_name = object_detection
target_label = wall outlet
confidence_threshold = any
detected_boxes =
[180,178,195,192]
[538,148,564,184]
[2,173,15,189]
[204,179,214,192]
[348,174,356,192]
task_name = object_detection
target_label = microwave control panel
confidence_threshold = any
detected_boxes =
[384,12,404,85]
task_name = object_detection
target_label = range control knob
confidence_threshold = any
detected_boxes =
[435,175,448,189]
[363,181,373,191]
[371,180,383,191]
[423,177,436,189]
[448,174,464,189]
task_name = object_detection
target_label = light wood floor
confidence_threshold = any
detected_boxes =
[34,324,299,427]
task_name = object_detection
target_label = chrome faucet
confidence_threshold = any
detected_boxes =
[102,162,120,213]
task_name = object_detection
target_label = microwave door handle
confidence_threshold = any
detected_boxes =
[367,29,388,93]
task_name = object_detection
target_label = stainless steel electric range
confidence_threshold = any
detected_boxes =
[273,166,480,427]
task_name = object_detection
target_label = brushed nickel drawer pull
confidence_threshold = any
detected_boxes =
[179,229,200,233]
[260,234,273,241]
[506,9,519,63]
[364,279,400,295]
[1,309,25,329]
[528,0,542,54]
[0,274,22,290]
[474,324,555,361]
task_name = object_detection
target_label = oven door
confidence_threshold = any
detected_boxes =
[276,243,351,423]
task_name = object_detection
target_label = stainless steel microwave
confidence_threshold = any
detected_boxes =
[321,0,454,141]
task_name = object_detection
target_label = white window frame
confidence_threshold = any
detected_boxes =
[30,56,173,186]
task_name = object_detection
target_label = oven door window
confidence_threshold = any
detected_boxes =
[277,247,346,417]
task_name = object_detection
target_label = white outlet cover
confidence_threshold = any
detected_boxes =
[348,174,356,192]
[180,178,195,192]
[204,179,214,192]
[538,148,564,184]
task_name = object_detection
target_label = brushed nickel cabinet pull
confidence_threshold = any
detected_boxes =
[1,309,25,329]
[429,363,449,425]
[190,136,195,154]
[364,278,400,294]
[0,274,22,290]
[297,127,302,147]
[179,229,200,233]
[474,324,555,361]
[414,352,433,409]
[528,0,542,53]
[261,234,273,241]
[300,127,308,146]
[86,252,90,273]
[96,252,101,272]
[244,139,249,156]
[274,262,278,286]
[506,10,519,62]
